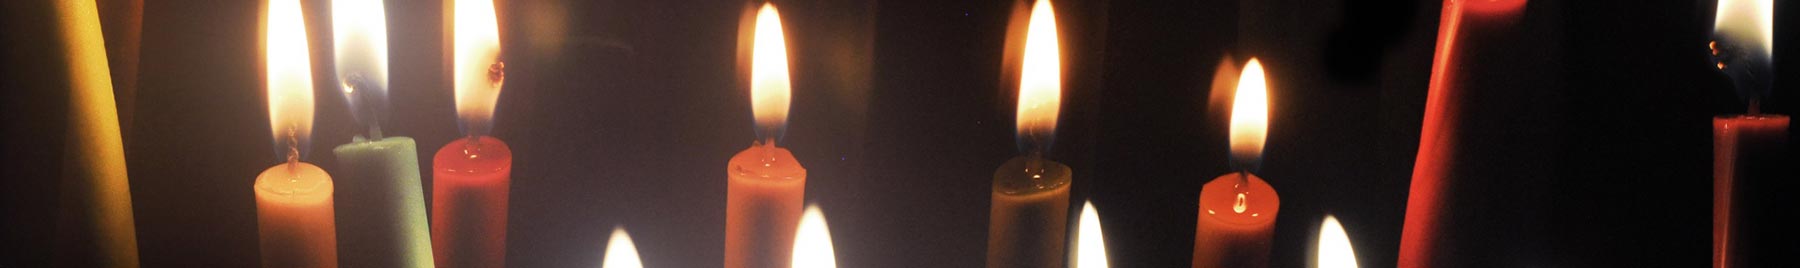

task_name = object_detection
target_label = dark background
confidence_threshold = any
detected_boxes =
[3,0,1796,267]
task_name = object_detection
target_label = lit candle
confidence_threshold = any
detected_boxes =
[328,1,433,267]
[1315,215,1358,268]
[256,0,337,266]
[1072,201,1109,268]
[725,4,808,268]
[987,1,1071,266]
[51,0,140,266]
[432,0,512,267]
[602,226,644,268]
[1192,58,1280,268]
[791,204,837,268]
[1399,0,1525,266]
[1709,1,1786,267]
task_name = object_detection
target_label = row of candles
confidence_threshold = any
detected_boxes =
[42,0,1786,266]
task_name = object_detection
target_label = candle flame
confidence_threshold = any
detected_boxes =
[1072,201,1109,268]
[1229,59,1269,169]
[1316,215,1359,268]
[601,226,643,268]
[454,0,503,137]
[1016,0,1061,152]
[751,3,792,143]
[791,204,836,268]
[266,0,314,159]
[333,0,390,134]
[1711,0,1774,103]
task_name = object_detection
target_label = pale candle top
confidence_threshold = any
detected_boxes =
[1015,0,1060,152]
[254,163,335,205]
[454,0,504,137]
[266,0,314,159]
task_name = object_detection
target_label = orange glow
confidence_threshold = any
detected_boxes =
[1316,215,1359,268]
[454,0,503,135]
[751,3,792,137]
[332,0,389,124]
[1229,59,1269,165]
[602,226,643,268]
[266,0,314,150]
[1015,0,1060,139]
[1073,201,1108,268]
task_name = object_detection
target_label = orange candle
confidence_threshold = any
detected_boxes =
[256,0,336,266]
[1399,0,1524,266]
[1709,1,1782,266]
[724,4,808,268]
[433,0,511,266]
[1192,58,1280,268]
[987,1,1070,266]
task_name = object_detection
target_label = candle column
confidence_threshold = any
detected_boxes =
[1709,0,1788,266]
[724,4,808,268]
[987,1,1071,267]
[1192,59,1280,268]
[329,0,434,266]
[49,0,140,266]
[432,0,512,266]
[256,0,337,266]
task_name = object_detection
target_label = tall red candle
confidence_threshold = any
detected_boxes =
[724,4,808,267]
[434,0,510,266]
[432,136,511,268]
[1399,0,1525,266]
[1708,0,1782,266]
[1712,115,1786,268]
[1192,58,1279,268]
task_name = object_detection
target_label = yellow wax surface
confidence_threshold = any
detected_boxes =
[51,0,139,266]
[987,156,1071,268]
[725,144,807,268]
[1192,172,1280,268]
[255,162,337,268]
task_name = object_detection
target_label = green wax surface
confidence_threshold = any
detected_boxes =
[332,136,433,268]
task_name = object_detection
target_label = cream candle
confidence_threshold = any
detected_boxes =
[257,0,337,266]
[987,1,1071,267]
[50,0,140,266]
[725,4,808,268]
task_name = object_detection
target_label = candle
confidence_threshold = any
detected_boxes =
[1709,1,1784,267]
[1072,201,1109,268]
[1315,215,1359,268]
[50,0,140,266]
[1399,0,1525,266]
[987,1,1071,267]
[257,0,337,266]
[602,226,644,268]
[327,1,433,267]
[725,4,808,268]
[791,204,837,268]
[432,0,512,267]
[1192,59,1280,268]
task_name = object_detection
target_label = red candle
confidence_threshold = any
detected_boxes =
[1399,0,1524,266]
[431,136,512,268]
[724,4,808,267]
[1713,115,1787,268]
[1192,58,1280,268]
[434,0,510,266]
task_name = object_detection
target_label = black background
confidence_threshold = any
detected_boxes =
[4,0,1796,267]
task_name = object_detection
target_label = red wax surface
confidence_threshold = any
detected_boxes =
[431,136,512,268]
[724,144,807,268]
[1713,115,1788,268]
[1192,172,1279,268]
[1399,1,1525,266]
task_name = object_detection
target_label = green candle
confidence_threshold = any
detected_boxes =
[332,136,432,268]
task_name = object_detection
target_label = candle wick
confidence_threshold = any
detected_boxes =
[368,123,383,140]
[284,126,300,170]
[1748,98,1761,116]
[1024,151,1045,181]
[756,138,778,165]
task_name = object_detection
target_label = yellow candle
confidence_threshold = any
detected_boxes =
[51,0,139,266]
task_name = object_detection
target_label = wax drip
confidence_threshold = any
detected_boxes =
[1232,171,1251,214]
